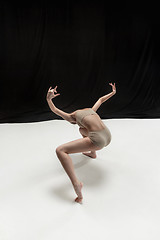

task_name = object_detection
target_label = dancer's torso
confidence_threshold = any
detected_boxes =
[72,108,106,132]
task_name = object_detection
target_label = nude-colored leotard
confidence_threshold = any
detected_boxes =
[75,108,111,148]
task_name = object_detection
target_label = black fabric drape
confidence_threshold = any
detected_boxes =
[0,0,160,123]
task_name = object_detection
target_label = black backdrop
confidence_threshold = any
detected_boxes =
[0,0,160,123]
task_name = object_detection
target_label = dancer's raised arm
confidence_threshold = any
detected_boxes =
[46,86,72,122]
[92,82,116,112]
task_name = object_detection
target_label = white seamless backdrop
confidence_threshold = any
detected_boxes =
[0,119,160,240]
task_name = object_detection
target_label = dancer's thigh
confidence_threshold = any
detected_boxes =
[56,137,102,154]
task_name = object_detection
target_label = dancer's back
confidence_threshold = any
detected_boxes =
[71,108,107,131]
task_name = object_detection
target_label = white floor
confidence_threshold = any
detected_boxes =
[0,119,160,240]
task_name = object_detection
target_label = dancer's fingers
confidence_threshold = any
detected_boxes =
[53,86,57,92]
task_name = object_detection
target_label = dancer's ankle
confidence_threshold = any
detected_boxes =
[73,180,80,187]
[91,150,96,154]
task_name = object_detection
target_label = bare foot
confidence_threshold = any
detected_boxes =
[73,182,83,204]
[82,151,97,158]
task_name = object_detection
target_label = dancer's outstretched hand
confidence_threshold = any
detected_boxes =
[46,86,60,100]
[109,82,116,94]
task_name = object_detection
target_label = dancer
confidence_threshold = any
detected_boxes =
[46,82,116,204]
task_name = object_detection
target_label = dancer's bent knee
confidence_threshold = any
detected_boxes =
[56,146,66,157]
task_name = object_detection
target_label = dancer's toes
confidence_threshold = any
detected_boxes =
[75,197,83,204]
[73,182,83,202]
[82,151,97,158]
